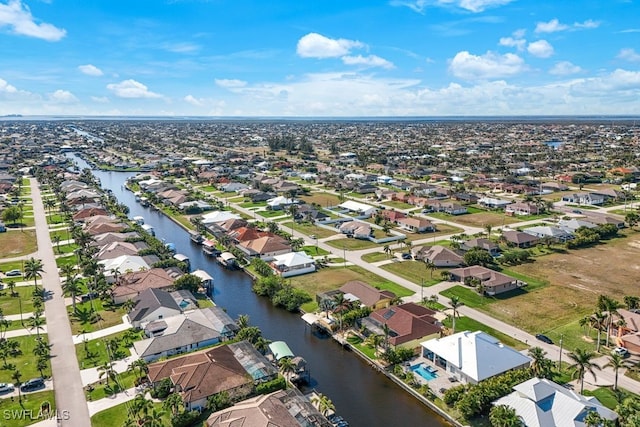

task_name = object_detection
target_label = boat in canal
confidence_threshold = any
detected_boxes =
[217,252,237,269]
[202,239,219,256]
[189,230,204,245]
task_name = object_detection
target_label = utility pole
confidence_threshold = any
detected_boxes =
[421,278,424,302]
[558,334,564,371]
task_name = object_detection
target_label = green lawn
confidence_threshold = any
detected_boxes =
[381,200,415,210]
[0,335,51,384]
[46,213,66,225]
[326,237,380,251]
[91,400,172,427]
[442,316,527,350]
[582,387,625,410]
[440,285,494,308]
[361,252,389,263]
[380,261,445,286]
[68,299,129,334]
[301,246,330,256]
[55,255,78,269]
[239,201,267,208]
[49,229,71,242]
[52,243,79,255]
[256,209,287,218]
[76,329,144,368]
[86,369,137,401]
[0,390,55,427]
[280,221,337,239]
[347,335,378,360]
[0,285,37,316]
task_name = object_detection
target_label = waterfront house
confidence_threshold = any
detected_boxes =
[493,377,618,427]
[363,303,442,350]
[448,265,524,296]
[100,255,150,284]
[237,235,291,261]
[205,389,332,427]
[420,331,531,384]
[95,241,144,261]
[109,267,175,303]
[127,288,182,329]
[134,306,239,362]
[270,251,316,278]
[338,280,396,310]
[148,341,277,411]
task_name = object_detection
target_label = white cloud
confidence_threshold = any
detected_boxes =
[78,64,103,77]
[342,55,394,69]
[162,42,200,53]
[48,89,78,104]
[296,33,364,59]
[215,79,247,89]
[527,40,554,58]
[535,18,600,33]
[0,78,18,94]
[499,36,526,51]
[0,0,66,41]
[617,48,640,62]
[90,96,109,104]
[449,51,526,80]
[106,79,162,98]
[389,0,514,13]
[184,94,203,106]
[549,61,582,75]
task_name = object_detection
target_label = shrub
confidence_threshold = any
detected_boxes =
[150,378,172,399]
[256,376,286,395]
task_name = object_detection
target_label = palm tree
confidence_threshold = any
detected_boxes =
[528,346,552,379]
[598,295,622,348]
[584,410,603,427]
[604,352,627,391]
[62,275,82,314]
[382,323,391,350]
[12,368,22,403]
[424,259,436,279]
[236,314,250,330]
[128,358,149,384]
[383,244,391,259]
[24,257,44,291]
[591,311,606,353]
[484,224,493,238]
[60,264,76,281]
[29,314,45,339]
[311,393,336,417]
[52,235,61,254]
[567,348,602,393]
[278,357,296,378]
[489,404,523,427]
[0,317,11,340]
[365,334,384,357]
[128,393,154,424]
[163,392,183,417]
[97,361,117,386]
[449,296,462,333]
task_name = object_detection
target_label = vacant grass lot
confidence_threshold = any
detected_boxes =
[428,211,522,227]
[400,223,464,242]
[293,265,413,312]
[280,221,337,239]
[442,316,527,350]
[381,260,445,286]
[300,193,341,208]
[0,285,37,315]
[0,230,37,258]
[361,252,389,263]
[326,237,381,251]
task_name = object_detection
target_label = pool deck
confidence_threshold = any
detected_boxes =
[407,356,460,398]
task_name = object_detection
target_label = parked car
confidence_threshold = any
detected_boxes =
[535,334,553,344]
[401,253,412,260]
[4,269,22,277]
[21,378,45,392]
[0,383,14,393]
[613,347,629,357]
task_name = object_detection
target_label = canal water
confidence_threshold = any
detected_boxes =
[71,154,450,427]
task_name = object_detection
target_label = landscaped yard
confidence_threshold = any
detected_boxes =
[0,390,55,427]
[0,230,37,258]
[76,329,144,368]
[0,335,51,384]
[292,265,413,312]
[91,400,170,427]
[68,300,128,334]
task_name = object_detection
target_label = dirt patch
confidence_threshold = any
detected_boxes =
[0,230,37,257]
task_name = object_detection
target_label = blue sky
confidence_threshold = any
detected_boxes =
[0,0,639,116]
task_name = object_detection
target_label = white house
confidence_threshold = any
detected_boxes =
[266,196,296,210]
[523,225,573,242]
[271,252,316,278]
[338,200,377,217]
[99,255,150,283]
[201,210,241,225]
[493,377,618,427]
[420,330,531,384]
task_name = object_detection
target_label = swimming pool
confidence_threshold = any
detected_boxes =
[410,363,438,381]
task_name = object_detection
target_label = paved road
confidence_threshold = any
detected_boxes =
[31,177,91,427]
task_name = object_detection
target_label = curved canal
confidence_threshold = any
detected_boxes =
[71,154,450,427]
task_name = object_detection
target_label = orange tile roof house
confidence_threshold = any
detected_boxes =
[111,267,176,304]
[148,341,278,411]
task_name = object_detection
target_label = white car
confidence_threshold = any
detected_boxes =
[613,347,629,357]
[0,383,14,393]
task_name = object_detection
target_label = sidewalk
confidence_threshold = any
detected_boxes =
[72,315,132,344]
[80,351,139,386]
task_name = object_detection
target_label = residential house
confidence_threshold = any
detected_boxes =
[412,245,463,267]
[338,200,377,217]
[380,209,406,223]
[206,389,332,427]
[523,225,574,242]
[561,193,605,206]
[338,221,372,239]
[90,232,140,247]
[448,265,525,296]
[95,241,144,261]
[452,193,479,204]
[266,196,296,210]
[220,182,249,193]
[505,202,540,216]
[100,255,150,284]
[72,207,108,221]
[270,252,316,278]
[420,330,531,384]
[461,238,500,256]
[397,217,436,233]
[478,197,512,210]
[558,219,598,234]
[583,214,626,229]
[237,235,292,261]
[147,341,277,411]
[362,303,442,349]
[355,183,377,194]
[502,230,540,248]
[541,182,569,192]
[134,306,240,362]
[127,288,182,328]
[338,280,396,310]
[201,211,242,226]
[109,267,175,303]
[493,377,618,427]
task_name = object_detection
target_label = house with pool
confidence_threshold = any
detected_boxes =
[420,330,531,385]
